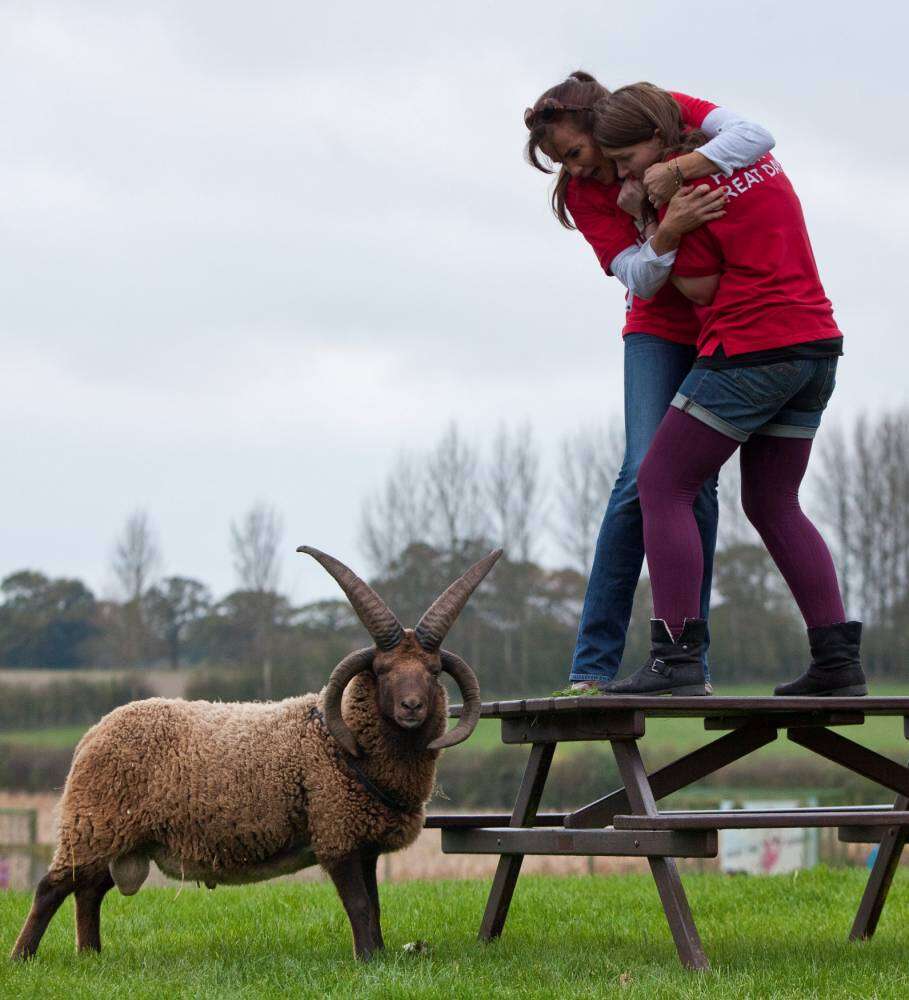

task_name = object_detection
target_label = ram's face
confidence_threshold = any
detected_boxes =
[372,636,440,731]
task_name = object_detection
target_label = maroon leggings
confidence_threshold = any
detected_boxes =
[637,408,846,634]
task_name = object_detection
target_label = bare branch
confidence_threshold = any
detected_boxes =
[359,452,432,575]
[111,509,160,602]
[487,422,545,563]
[554,422,623,574]
[426,422,488,554]
[230,502,284,594]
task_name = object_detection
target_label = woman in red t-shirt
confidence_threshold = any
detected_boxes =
[524,71,776,694]
[589,82,864,699]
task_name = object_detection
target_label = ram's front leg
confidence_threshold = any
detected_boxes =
[326,850,382,960]
[361,848,384,951]
[75,869,115,953]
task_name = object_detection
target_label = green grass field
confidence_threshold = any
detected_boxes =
[0,727,89,750]
[2,871,909,998]
[11,715,903,765]
[464,683,909,762]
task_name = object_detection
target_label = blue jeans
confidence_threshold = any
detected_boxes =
[570,334,719,683]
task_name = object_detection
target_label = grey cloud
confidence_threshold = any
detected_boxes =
[1,0,906,601]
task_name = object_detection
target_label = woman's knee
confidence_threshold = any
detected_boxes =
[636,449,667,509]
[740,477,768,527]
[741,480,792,531]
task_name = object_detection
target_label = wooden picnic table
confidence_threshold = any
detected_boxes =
[426,695,909,971]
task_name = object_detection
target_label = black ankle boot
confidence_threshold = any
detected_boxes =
[774,621,867,696]
[598,619,711,696]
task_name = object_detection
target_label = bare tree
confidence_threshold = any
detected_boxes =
[554,422,624,574]
[231,502,284,594]
[485,422,547,683]
[359,452,432,575]
[110,510,160,666]
[487,422,545,564]
[230,502,284,697]
[809,409,909,673]
[112,510,160,603]
[426,422,488,556]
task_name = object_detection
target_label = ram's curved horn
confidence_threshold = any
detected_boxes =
[321,647,375,757]
[298,546,404,651]
[427,651,482,751]
[414,549,503,652]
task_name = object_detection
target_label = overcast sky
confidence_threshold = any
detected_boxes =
[3,0,907,606]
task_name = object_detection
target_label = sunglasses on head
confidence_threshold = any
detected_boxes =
[524,103,595,129]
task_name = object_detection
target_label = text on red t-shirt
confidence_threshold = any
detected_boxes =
[670,153,841,357]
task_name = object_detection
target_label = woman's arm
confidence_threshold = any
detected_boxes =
[688,107,775,176]
[645,107,775,205]
[671,272,720,306]
[610,241,676,301]
[611,181,726,300]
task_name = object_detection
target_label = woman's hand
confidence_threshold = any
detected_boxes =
[617,177,648,221]
[662,185,727,237]
[643,162,684,207]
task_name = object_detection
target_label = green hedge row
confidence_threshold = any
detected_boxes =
[0,744,73,792]
[433,745,885,811]
[0,739,887,799]
[0,676,153,729]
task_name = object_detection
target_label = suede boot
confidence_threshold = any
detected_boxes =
[598,619,711,696]
[774,621,867,696]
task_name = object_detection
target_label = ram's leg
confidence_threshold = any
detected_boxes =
[361,849,384,951]
[10,869,74,960]
[75,870,115,953]
[326,852,380,960]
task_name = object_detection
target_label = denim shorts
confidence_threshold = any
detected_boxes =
[671,357,838,442]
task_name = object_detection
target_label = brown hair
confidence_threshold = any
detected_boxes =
[524,70,610,229]
[593,82,708,158]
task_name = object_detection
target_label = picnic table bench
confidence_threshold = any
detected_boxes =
[426,695,909,971]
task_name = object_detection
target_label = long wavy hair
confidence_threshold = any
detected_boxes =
[523,70,610,230]
[593,82,708,158]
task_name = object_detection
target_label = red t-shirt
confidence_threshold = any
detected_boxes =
[670,153,841,357]
[564,91,716,345]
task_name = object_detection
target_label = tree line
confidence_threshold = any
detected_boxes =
[2,410,907,695]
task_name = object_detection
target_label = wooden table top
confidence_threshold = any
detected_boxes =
[449,694,909,720]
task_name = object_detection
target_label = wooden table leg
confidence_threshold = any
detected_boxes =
[611,739,709,971]
[478,741,555,941]
[567,722,777,828]
[850,792,908,941]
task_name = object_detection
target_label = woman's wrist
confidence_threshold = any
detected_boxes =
[674,150,719,182]
[650,220,683,257]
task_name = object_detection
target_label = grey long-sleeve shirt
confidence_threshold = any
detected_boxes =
[610,108,775,300]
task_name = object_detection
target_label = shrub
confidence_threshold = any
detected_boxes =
[0,676,153,730]
[0,744,73,791]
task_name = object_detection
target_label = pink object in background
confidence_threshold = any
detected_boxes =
[760,837,783,873]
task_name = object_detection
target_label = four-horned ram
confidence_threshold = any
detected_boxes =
[10,545,500,961]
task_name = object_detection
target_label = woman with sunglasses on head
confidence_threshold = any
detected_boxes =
[590,82,864,698]
[525,72,776,694]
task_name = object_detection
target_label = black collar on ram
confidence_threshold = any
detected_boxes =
[308,705,421,814]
